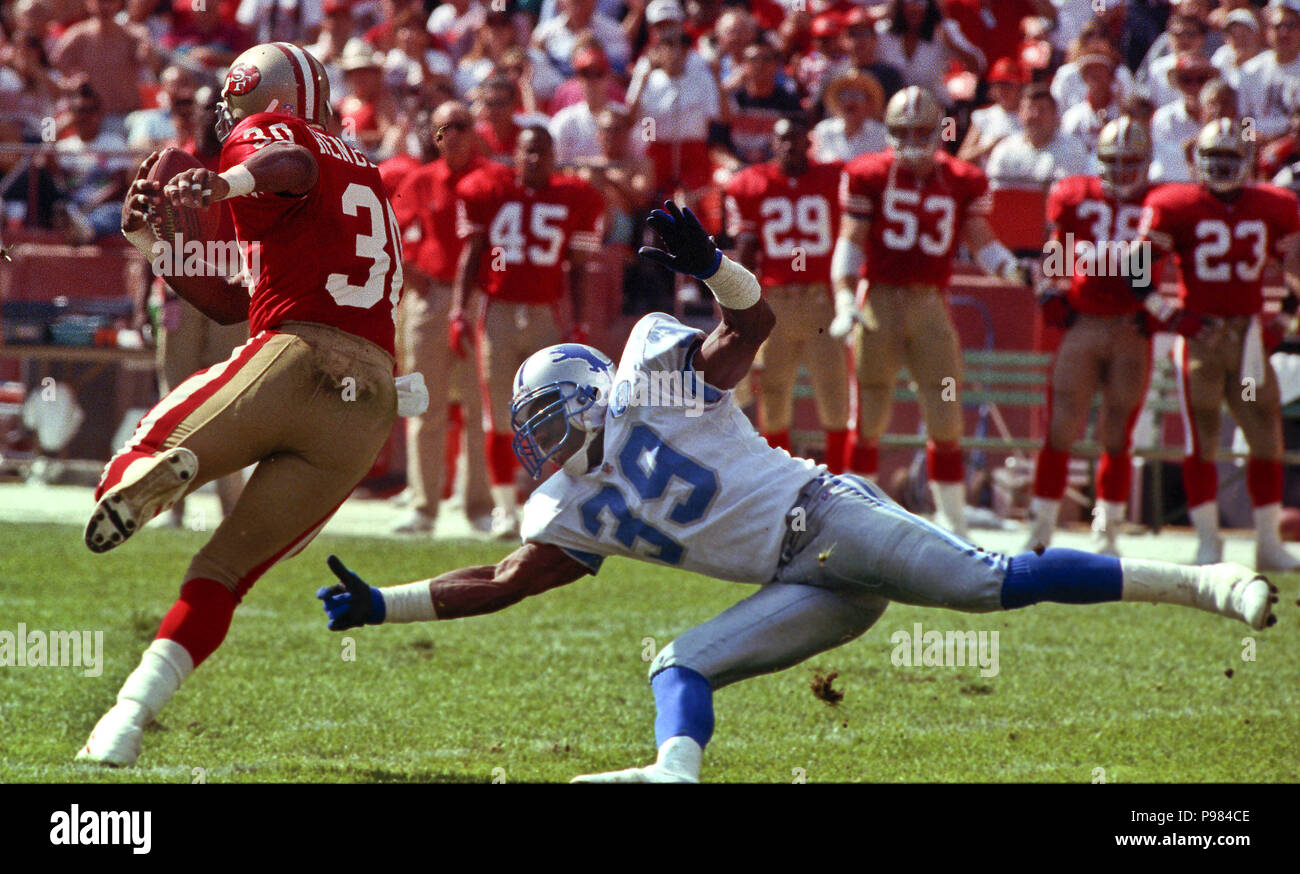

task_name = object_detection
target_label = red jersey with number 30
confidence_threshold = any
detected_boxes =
[219,112,404,357]
[455,168,605,304]
[839,149,990,288]
[1047,175,1150,316]
[1138,182,1300,317]
[724,161,843,288]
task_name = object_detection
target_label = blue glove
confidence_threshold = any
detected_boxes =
[639,200,722,279]
[316,554,386,631]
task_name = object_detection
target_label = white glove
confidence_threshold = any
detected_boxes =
[828,287,864,340]
[395,372,429,417]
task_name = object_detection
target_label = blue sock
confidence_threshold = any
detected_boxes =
[1000,549,1123,609]
[651,666,714,749]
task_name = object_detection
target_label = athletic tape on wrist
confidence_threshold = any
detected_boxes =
[703,254,761,310]
[217,163,255,199]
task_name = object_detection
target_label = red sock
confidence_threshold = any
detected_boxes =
[1182,457,1218,510]
[488,431,517,486]
[1096,451,1131,503]
[1032,446,1070,499]
[762,430,791,453]
[1247,457,1283,507]
[155,578,237,668]
[928,440,964,483]
[824,428,848,474]
[847,434,878,476]
[443,404,463,500]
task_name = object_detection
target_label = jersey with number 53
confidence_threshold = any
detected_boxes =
[839,149,990,288]
[455,168,605,304]
[220,112,403,357]
[724,161,843,287]
[1138,182,1300,316]
[520,313,823,582]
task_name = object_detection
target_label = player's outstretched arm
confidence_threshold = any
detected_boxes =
[639,200,775,391]
[316,543,591,630]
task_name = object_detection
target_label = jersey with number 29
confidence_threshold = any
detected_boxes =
[520,313,824,582]
[220,112,404,357]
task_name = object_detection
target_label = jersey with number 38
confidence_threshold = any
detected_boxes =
[520,313,823,582]
[220,112,403,356]
[1139,182,1300,316]
[455,168,605,304]
[839,149,990,288]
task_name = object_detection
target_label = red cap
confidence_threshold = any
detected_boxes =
[323,0,350,14]
[988,57,1026,84]
[573,46,609,74]
[844,5,874,28]
[811,14,843,38]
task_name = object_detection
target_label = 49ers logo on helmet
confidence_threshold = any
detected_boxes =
[225,63,261,96]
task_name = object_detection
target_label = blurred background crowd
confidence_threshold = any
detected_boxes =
[6,0,1300,305]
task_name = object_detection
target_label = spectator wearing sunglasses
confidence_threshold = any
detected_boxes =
[1149,54,1219,182]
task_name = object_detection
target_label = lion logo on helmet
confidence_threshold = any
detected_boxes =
[225,63,262,96]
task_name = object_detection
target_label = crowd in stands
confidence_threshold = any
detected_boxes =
[4,0,1300,305]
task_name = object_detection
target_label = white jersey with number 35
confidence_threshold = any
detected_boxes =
[521,313,823,582]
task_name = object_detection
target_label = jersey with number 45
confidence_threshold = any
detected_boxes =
[839,149,990,288]
[220,112,404,357]
[520,313,823,582]
[455,167,605,304]
[1138,182,1300,317]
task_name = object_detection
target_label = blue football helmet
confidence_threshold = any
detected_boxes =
[510,343,615,478]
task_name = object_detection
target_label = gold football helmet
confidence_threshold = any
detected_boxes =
[884,86,944,167]
[1096,116,1151,200]
[215,42,333,142]
[1193,118,1253,194]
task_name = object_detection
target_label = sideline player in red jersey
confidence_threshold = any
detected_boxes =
[725,118,849,471]
[78,42,406,765]
[451,125,605,538]
[387,100,496,536]
[1026,117,1157,556]
[831,86,1034,539]
[1133,118,1300,570]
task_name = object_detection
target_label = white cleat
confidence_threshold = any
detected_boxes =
[1090,527,1120,557]
[75,703,146,767]
[1199,563,1278,630]
[1193,537,1224,566]
[392,510,436,536]
[85,447,198,553]
[1255,540,1300,572]
[468,513,494,535]
[489,507,519,541]
[570,763,698,784]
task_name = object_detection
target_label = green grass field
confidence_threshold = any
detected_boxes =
[2,521,1298,783]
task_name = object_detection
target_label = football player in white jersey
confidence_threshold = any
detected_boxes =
[317,202,1278,783]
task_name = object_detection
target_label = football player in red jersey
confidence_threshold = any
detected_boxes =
[78,42,407,766]
[387,100,495,536]
[831,86,1034,539]
[451,125,606,538]
[1134,118,1300,569]
[1026,117,1157,556]
[725,118,849,470]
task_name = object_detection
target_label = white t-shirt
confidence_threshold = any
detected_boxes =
[1059,99,1120,153]
[1051,61,1134,114]
[632,54,721,142]
[1148,99,1200,183]
[987,130,1092,189]
[533,12,631,74]
[810,116,888,163]
[1238,50,1300,138]
[873,18,984,99]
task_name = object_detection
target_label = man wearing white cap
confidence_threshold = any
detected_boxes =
[1239,0,1300,138]
[1212,7,1265,87]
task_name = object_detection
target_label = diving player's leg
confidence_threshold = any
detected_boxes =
[570,584,889,783]
[1027,317,1104,551]
[1174,333,1229,563]
[79,331,397,766]
[1223,352,1300,570]
[810,476,1277,629]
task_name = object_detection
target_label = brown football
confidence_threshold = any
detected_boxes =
[146,147,221,244]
